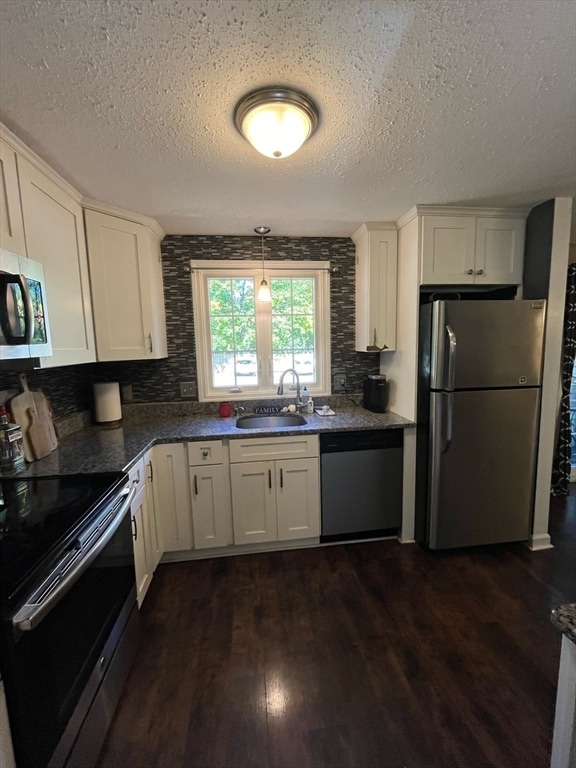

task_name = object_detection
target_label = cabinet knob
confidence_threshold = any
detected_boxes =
[476,269,484,275]
[466,269,474,275]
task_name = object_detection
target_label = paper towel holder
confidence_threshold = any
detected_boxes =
[93,382,123,429]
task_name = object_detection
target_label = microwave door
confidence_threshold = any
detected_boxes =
[0,272,34,359]
[0,255,52,360]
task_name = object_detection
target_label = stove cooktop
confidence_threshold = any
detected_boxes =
[0,473,126,597]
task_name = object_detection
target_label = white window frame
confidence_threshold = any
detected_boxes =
[191,260,331,402]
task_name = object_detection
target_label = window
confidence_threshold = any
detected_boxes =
[191,261,330,401]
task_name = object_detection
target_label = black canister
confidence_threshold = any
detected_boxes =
[363,374,389,413]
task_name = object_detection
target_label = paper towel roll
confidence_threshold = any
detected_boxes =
[94,382,122,426]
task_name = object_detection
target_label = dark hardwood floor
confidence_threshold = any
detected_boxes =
[97,495,576,768]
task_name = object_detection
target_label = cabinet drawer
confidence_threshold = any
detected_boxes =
[229,435,319,463]
[128,456,146,493]
[188,440,225,466]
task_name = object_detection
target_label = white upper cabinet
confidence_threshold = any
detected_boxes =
[474,217,525,285]
[0,137,27,256]
[16,156,97,367]
[421,216,476,284]
[353,223,397,352]
[418,209,526,285]
[84,207,167,361]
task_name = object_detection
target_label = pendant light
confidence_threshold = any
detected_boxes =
[255,226,271,302]
[235,88,319,159]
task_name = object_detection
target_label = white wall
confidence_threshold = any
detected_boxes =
[530,197,573,549]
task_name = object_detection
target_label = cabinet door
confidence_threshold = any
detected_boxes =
[145,449,162,571]
[17,156,96,367]
[230,461,277,544]
[190,464,232,549]
[421,216,476,284]
[153,443,193,552]
[0,138,27,256]
[276,458,320,540]
[85,209,167,361]
[132,485,152,608]
[475,217,525,285]
[354,226,397,352]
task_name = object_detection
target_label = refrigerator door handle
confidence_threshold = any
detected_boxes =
[429,391,454,547]
[444,392,454,453]
[429,393,443,547]
[445,324,456,391]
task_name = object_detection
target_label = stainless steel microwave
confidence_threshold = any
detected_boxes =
[0,250,52,362]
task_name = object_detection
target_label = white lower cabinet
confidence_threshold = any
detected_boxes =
[229,436,320,545]
[144,448,162,571]
[153,443,193,552]
[276,458,320,540]
[132,437,319,566]
[188,440,233,549]
[131,483,152,607]
[230,462,278,544]
[129,458,153,607]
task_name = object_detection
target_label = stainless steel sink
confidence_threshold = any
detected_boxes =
[235,413,307,429]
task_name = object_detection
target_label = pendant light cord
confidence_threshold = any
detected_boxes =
[254,226,271,302]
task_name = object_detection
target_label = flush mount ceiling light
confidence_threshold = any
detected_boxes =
[255,226,271,302]
[234,88,319,159]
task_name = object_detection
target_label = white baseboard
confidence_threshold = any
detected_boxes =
[525,533,554,551]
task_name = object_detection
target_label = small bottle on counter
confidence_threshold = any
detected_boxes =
[0,405,26,474]
[301,386,309,406]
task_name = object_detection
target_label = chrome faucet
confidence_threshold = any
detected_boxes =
[277,368,301,408]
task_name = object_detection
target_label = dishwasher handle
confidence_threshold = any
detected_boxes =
[320,430,403,453]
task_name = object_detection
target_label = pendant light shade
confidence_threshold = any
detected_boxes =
[235,88,319,159]
[255,226,271,302]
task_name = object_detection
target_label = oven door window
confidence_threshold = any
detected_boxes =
[2,512,135,768]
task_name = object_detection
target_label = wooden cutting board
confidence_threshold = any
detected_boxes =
[28,390,58,460]
[9,375,36,461]
[8,375,58,461]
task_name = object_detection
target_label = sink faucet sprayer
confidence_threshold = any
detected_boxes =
[277,368,301,408]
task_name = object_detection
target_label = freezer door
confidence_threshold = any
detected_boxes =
[428,387,540,549]
[430,300,546,390]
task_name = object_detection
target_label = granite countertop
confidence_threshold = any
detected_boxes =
[6,408,414,477]
[551,604,576,644]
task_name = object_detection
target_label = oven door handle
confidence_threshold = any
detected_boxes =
[12,485,136,632]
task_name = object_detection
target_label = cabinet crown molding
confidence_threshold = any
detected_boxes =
[352,222,397,243]
[1,122,165,241]
[1,121,82,204]
[82,198,165,240]
[396,205,530,230]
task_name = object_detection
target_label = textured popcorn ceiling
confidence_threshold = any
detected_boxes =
[0,0,574,236]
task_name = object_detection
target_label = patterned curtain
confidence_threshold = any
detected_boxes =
[551,263,576,495]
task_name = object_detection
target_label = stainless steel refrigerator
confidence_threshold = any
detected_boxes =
[416,299,546,549]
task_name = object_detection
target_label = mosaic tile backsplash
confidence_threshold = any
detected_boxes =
[0,235,379,420]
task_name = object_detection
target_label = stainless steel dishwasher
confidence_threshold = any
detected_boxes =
[320,430,403,542]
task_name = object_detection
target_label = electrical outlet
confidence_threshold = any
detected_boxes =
[180,382,197,398]
[333,372,347,392]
